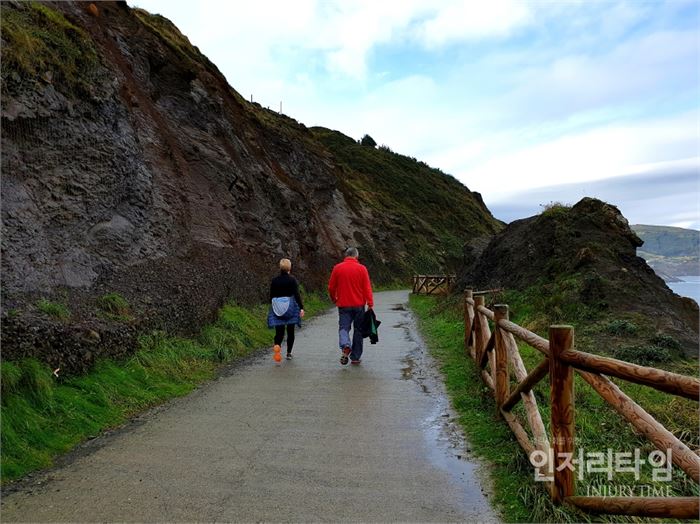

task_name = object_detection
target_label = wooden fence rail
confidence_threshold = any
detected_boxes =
[412,274,456,295]
[462,287,700,520]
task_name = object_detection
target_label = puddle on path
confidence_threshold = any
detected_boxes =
[397,307,498,520]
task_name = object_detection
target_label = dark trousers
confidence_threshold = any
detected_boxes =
[338,307,365,360]
[274,324,295,353]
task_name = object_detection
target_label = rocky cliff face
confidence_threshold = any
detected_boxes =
[1,1,501,372]
[460,198,699,355]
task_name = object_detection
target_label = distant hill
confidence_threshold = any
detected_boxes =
[632,225,699,279]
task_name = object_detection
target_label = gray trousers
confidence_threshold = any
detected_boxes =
[338,307,365,360]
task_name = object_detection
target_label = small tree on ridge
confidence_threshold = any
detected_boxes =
[360,134,377,147]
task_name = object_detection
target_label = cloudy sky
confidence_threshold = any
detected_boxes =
[131,0,699,229]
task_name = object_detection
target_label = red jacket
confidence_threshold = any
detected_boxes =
[328,257,374,308]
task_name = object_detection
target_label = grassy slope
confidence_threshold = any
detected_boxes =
[1,294,328,483]
[311,128,503,276]
[497,282,698,371]
[0,2,99,94]
[410,294,699,523]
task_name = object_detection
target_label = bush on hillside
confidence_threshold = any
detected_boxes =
[36,299,70,320]
[360,134,377,147]
[538,201,571,219]
[98,293,131,316]
[650,333,681,350]
[612,344,671,365]
[605,319,639,336]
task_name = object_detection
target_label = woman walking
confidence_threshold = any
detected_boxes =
[268,258,305,360]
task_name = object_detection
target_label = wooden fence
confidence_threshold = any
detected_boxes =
[463,288,700,519]
[412,275,456,295]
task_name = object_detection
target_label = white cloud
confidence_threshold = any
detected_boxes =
[505,29,700,122]
[132,0,544,82]
[486,163,700,228]
[418,0,532,46]
[467,111,699,197]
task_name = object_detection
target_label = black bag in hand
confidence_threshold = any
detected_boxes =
[361,309,381,344]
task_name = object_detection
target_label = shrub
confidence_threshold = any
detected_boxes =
[360,134,377,147]
[650,333,681,350]
[604,319,638,336]
[612,345,671,366]
[98,293,130,316]
[36,299,70,320]
[538,201,571,219]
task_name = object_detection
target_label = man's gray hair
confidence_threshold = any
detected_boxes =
[345,246,359,258]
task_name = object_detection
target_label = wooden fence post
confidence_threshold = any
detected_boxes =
[494,305,510,412]
[550,325,575,504]
[464,288,473,356]
[473,295,485,365]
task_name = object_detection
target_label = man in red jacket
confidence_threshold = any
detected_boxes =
[328,247,374,365]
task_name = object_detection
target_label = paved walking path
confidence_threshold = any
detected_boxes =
[2,291,498,522]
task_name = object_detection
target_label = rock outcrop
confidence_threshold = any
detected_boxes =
[460,198,699,354]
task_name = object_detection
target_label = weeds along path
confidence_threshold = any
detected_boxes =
[1,291,498,523]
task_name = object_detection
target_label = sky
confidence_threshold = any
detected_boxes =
[131,0,700,229]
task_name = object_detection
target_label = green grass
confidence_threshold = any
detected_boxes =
[133,8,200,63]
[96,292,132,322]
[409,294,699,523]
[1,293,330,483]
[132,7,215,78]
[539,202,572,219]
[611,345,672,366]
[604,319,639,336]
[1,2,99,93]
[36,298,70,320]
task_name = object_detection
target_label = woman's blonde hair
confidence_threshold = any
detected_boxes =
[279,258,292,273]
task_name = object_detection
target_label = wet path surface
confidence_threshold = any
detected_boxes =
[2,291,498,522]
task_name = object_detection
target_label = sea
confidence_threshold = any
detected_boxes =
[667,275,700,303]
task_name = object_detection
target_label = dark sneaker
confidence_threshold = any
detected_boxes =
[340,346,351,365]
[286,353,293,360]
[351,359,361,365]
